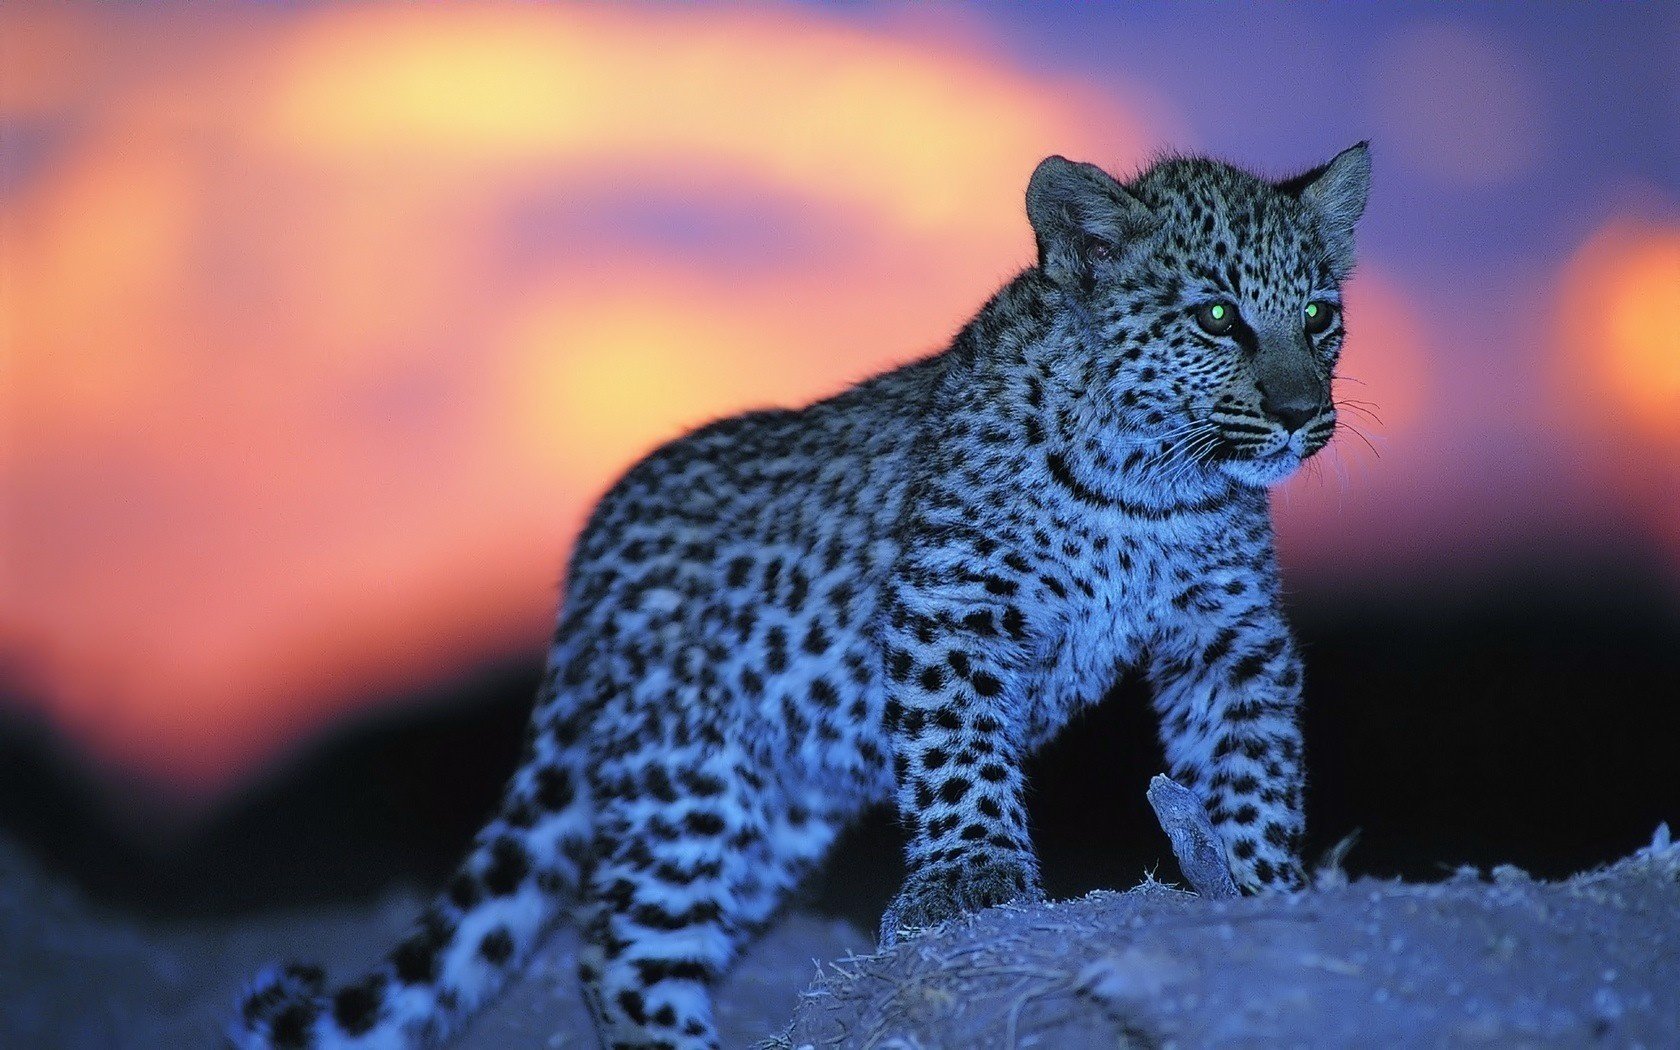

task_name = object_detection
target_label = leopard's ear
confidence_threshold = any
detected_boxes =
[1026,156,1156,285]
[1277,142,1370,275]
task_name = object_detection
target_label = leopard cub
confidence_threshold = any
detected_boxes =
[235,143,1371,1050]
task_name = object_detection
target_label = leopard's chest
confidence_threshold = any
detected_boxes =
[1021,530,1206,749]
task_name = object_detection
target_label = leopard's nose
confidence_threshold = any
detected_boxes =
[1260,393,1320,433]
[1255,355,1326,433]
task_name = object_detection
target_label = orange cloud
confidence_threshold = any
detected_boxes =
[252,6,1144,242]
[1,4,1157,799]
[1557,222,1680,445]
[1554,218,1680,563]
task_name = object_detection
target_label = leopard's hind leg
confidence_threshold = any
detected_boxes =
[574,749,839,1049]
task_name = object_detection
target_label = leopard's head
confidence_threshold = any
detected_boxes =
[1027,143,1371,487]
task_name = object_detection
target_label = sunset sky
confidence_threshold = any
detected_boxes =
[2,3,1676,803]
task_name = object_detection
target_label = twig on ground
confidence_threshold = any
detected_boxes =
[1145,774,1240,900]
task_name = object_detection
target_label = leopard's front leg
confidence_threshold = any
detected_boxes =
[876,554,1044,946]
[1149,594,1307,893]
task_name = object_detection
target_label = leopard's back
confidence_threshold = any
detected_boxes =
[551,354,946,795]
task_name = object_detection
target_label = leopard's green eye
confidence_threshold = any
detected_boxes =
[1304,299,1337,336]
[1194,300,1238,337]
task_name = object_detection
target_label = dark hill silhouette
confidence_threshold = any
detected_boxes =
[0,660,535,918]
[3,565,1678,927]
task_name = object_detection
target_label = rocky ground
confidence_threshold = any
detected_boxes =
[2,828,1676,1048]
[0,834,865,1048]
[780,837,1680,1048]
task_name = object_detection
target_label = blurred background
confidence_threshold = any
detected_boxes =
[2,2,1677,921]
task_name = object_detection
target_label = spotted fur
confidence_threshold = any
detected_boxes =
[232,143,1371,1049]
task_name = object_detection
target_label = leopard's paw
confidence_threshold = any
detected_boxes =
[878,854,1042,947]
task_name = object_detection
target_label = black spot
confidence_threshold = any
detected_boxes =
[448,873,482,910]
[331,973,386,1036]
[939,777,971,803]
[787,567,810,612]
[617,989,649,1025]
[1230,651,1268,683]
[483,836,531,897]
[683,810,726,836]
[1203,627,1238,665]
[478,926,515,965]
[1001,606,1027,638]
[634,958,710,983]
[392,930,442,985]
[802,620,830,655]
[270,1000,319,1049]
[682,770,727,797]
[970,671,1002,697]
[630,899,721,930]
[644,766,678,803]
[883,698,903,729]
[535,765,574,810]
[765,626,789,673]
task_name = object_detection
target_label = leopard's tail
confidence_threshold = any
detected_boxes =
[229,728,593,1049]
